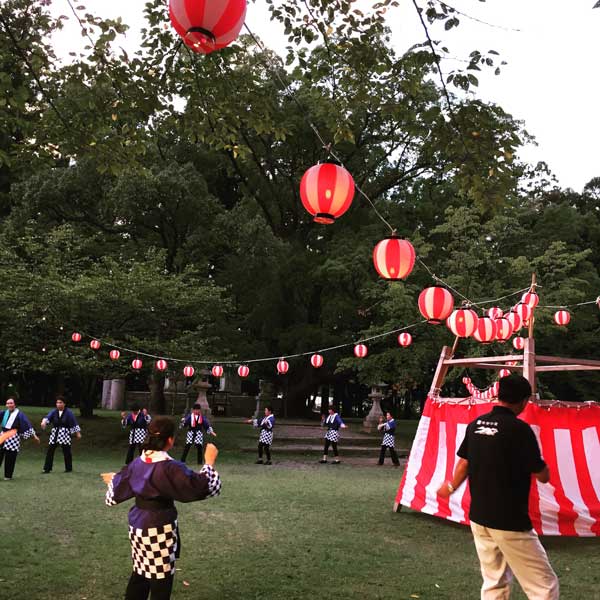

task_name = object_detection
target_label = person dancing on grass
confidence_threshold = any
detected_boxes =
[103,416,221,600]
[41,396,81,474]
[179,403,216,465]
[121,403,152,465]
[246,406,275,465]
[377,412,400,467]
[320,407,347,464]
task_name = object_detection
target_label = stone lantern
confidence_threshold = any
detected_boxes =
[363,382,388,432]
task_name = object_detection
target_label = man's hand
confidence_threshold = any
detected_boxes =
[40,419,47,430]
[76,432,82,439]
[120,411,127,419]
[34,435,40,445]
[245,419,253,424]
[437,481,453,499]
[210,431,217,437]
[101,472,116,485]
[204,443,218,466]
[341,423,347,429]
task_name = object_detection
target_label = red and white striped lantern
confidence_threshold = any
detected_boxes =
[310,354,324,368]
[554,310,571,326]
[487,307,503,319]
[506,310,523,333]
[156,359,168,371]
[300,163,355,224]
[499,368,511,378]
[109,349,120,361]
[491,381,500,396]
[522,291,540,309]
[354,343,368,358]
[90,339,101,351]
[372,237,416,281]
[513,336,525,351]
[495,317,513,342]
[515,302,532,323]
[446,308,478,338]
[169,0,246,54]
[397,333,413,347]
[212,365,224,378]
[237,365,250,378]
[132,358,143,370]
[418,286,454,324]
[71,332,82,343]
[462,376,471,385]
[473,316,497,343]
[183,365,195,378]
[277,359,289,374]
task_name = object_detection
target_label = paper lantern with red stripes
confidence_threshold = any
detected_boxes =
[513,336,525,351]
[372,237,416,281]
[522,291,540,309]
[499,368,511,378]
[506,310,523,333]
[132,358,143,370]
[109,349,120,361]
[169,0,246,54]
[237,365,250,378]
[418,286,454,324]
[446,308,478,338]
[212,365,224,378]
[397,333,412,347]
[487,307,503,319]
[71,332,82,343]
[462,376,471,385]
[300,163,355,224]
[183,365,195,378]
[277,359,289,374]
[156,359,168,371]
[310,354,324,368]
[491,381,500,396]
[554,310,571,326]
[354,343,368,358]
[90,339,101,350]
[495,317,513,342]
[473,316,497,344]
[514,302,532,323]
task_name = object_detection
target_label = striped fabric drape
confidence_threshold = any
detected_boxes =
[396,398,600,536]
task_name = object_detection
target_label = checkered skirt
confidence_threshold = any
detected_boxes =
[325,429,340,442]
[185,430,204,445]
[49,425,79,445]
[382,433,395,448]
[259,430,273,445]
[129,428,148,445]
[129,521,178,580]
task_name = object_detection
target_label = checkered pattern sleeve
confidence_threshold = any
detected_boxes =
[105,479,117,506]
[383,422,391,431]
[252,419,259,428]
[21,427,36,440]
[105,468,134,506]
[199,465,221,498]
[70,424,81,436]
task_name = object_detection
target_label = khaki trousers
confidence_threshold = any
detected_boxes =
[470,521,559,600]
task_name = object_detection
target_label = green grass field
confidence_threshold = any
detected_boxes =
[0,408,598,599]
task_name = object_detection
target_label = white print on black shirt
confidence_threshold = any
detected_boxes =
[474,420,499,436]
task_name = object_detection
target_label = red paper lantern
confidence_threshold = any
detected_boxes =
[473,316,497,344]
[238,365,250,378]
[522,291,539,309]
[513,336,525,351]
[109,349,120,361]
[499,368,511,378]
[491,381,500,396]
[310,354,324,368]
[90,339,101,351]
[300,163,355,224]
[169,0,246,54]
[397,333,413,347]
[372,237,416,281]
[462,376,471,385]
[495,317,513,342]
[277,359,289,374]
[446,308,478,338]
[71,332,82,343]
[132,358,143,370]
[554,310,571,326]
[354,343,368,358]
[212,365,224,378]
[156,359,168,371]
[514,302,532,323]
[183,365,195,378]
[487,307,503,319]
[418,286,454,324]
[506,310,523,333]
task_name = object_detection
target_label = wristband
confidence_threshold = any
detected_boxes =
[447,482,455,493]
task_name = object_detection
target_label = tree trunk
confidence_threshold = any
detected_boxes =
[149,374,166,414]
[79,374,98,418]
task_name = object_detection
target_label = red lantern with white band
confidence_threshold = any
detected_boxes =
[372,236,416,281]
[554,310,571,326]
[522,291,539,309]
[109,349,120,361]
[397,333,412,347]
[90,339,101,350]
[418,286,454,324]
[183,365,195,378]
[132,358,143,370]
[212,365,224,378]
[515,302,532,323]
[310,354,324,368]
[354,344,368,358]
[513,336,525,351]
[487,307,503,319]
[495,317,513,342]
[473,316,497,343]
[506,310,523,333]
[238,365,250,378]
[446,308,478,338]
[499,369,511,378]
[277,359,289,374]
[156,359,168,371]
[72,332,82,343]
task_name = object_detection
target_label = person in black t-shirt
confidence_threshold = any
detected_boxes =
[437,375,559,599]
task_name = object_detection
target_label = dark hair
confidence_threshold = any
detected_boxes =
[129,402,140,412]
[264,405,272,413]
[192,403,202,410]
[142,416,176,451]
[56,396,66,403]
[498,375,532,404]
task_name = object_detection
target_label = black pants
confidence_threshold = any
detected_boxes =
[378,445,400,465]
[43,443,72,472]
[125,573,174,600]
[323,439,339,457]
[180,443,203,464]
[258,442,271,461]
[0,448,18,478]
[126,443,144,465]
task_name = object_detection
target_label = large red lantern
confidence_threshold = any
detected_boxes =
[310,354,324,368]
[372,237,416,281]
[499,368,511,378]
[446,308,478,338]
[513,336,525,351]
[397,333,412,347]
[183,365,195,378]
[554,310,571,326]
[169,0,246,54]
[495,317,513,342]
[418,287,454,324]
[487,307,503,319]
[71,332,82,343]
[277,359,289,374]
[90,339,101,351]
[522,291,539,309]
[506,310,523,333]
[238,365,250,378]
[132,358,143,370]
[473,316,497,344]
[109,349,120,361]
[515,302,532,323]
[300,163,355,224]
[156,359,168,371]
[212,365,224,378]
[354,343,368,358]
[462,376,471,385]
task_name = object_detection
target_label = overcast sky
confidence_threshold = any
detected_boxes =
[49,1,600,192]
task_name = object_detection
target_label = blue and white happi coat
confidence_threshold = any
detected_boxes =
[378,419,396,448]
[43,408,80,446]
[323,413,345,442]
[253,414,275,445]
[106,450,221,579]
[180,413,214,445]
[122,412,152,445]
[0,409,36,452]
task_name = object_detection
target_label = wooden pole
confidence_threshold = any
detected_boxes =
[528,272,537,339]
[523,336,537,396]
[429,345,453,399]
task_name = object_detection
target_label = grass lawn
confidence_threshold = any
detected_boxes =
[0,407,598,599]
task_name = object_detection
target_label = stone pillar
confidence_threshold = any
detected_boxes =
[111,379,126,411]
[195,369,212,417]
[363,383,387,432]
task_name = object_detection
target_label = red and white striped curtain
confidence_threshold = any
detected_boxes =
[396,398,600,536]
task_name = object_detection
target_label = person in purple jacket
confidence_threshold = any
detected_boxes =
[320,407,347,464]
[121,403,152,464]
[41,397,81,473]
[179,403,216,464]
[103,416,221,600]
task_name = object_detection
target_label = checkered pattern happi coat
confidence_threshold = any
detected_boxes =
[1,427,34,452]
[325,429,340,442]
[382,433,395,448]
[185,430,204,445]
[129,428,148,445]
[129,521,178,579]
[49,425,80,445]
[258,429,273,445]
